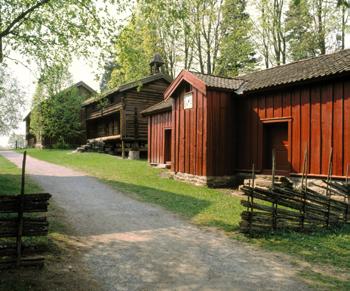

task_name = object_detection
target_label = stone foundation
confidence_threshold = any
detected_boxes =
[173,172,238,187]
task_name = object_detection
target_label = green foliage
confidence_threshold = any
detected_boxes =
[215,0,256,76]
[109,12,161,88]
[0,0,122,66]
[30,64,85,147]
[0,66,24,134]
[285,0,319,61]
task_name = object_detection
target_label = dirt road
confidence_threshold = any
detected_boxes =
[1,151,309,290]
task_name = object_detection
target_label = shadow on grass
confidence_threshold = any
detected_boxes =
[99,178,242,232]
[0,174,41,195]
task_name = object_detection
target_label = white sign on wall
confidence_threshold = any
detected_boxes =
[184,92,193,109]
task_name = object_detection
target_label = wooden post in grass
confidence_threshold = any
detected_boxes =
[345,164,349,223]
[271,150,278,230]
[16,151,27,266]
[121,140,125,159]
[300,148,308,230]
[271,149,276,190]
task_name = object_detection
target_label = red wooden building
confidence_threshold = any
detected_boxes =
[143,49,350,185]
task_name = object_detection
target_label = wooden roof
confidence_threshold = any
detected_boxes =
[190,72,244,90]
[141,98,172,116]
[82,73,172,107]
[164,49,350,100]
[240,48,350,92]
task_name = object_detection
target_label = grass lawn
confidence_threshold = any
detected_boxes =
[0,154,41,195]
[21,149,350,290]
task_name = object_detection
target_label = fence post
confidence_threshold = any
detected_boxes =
[272,149,276,190]
[271,150,278,230]
[301,148,308,230]
[345,164,349,223]
[326,148,333,227]
[16,151,26,267]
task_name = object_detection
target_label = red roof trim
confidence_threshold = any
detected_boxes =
[164,70,206,99]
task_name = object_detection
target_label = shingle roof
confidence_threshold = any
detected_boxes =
[82,73,172,106]
[190,71,244,90]
[239,49,350,92]
[141,98,172,116]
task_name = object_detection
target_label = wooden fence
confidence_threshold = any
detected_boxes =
[0,151,51,268]
[240,149,350,234]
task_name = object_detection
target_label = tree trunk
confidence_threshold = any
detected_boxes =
[317,0,326,54]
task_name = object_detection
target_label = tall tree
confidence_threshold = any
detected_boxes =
[254,0,287,67]
[215,0,256,77]
[337,0,350,49]
[285,0,318,61]
[30,82,46,146]
[0,67,24,134]
[108,12,161,88]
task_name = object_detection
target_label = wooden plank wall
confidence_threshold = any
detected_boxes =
[172,86,207,176]
[206,90,236,176]
[148,111,172,164]
[237,77,350,177]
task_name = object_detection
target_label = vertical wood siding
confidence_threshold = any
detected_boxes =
[206,90,236,176]
[237,77,350,177]
[148,111,172,164]
[172,87,207,176]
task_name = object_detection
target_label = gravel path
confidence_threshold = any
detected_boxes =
[1,151,309,291]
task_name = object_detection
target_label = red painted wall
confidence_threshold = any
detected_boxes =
[172,86,207,176]
[148,110,172,164]
[237,77,350,177]
[206,89,236,176]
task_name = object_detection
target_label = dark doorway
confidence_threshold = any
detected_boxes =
[164,129,172,163]
[263,122,289,173]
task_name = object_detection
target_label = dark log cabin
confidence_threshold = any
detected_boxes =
[24,81,96,148]
[81,55,172,158]
[144,49,350,185]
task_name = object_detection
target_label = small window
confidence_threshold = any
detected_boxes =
[184,92,193,109]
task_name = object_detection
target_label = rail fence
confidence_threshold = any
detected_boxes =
[240,148,350,234]
[0,152,51,268]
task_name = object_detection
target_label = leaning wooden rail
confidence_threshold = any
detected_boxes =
[240,148,350,234]
[240,185,349,233]
[0,151,51,268]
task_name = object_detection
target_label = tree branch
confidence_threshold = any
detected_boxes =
[0,0,51,38]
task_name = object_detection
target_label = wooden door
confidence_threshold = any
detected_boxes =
[263,122,289,172]
[164,129,172,163]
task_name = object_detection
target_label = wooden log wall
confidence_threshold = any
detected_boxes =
[236,76,350,177]
[172,86,207,176]
[148,111,172,164]
[124,80,169,141]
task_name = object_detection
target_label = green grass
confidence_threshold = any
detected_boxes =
[20,149,350,290]
[0,154,41,195]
